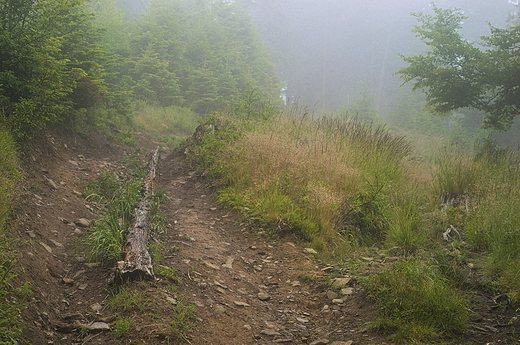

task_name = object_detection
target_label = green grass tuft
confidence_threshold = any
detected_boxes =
[364,260,468,342]
[84,174,143,262]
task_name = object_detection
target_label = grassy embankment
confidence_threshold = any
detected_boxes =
[189,107,520,343]
[0,128,30,343]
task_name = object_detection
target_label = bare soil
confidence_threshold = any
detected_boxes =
[10,130,520,344]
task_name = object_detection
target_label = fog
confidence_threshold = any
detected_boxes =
[247,0,516,115]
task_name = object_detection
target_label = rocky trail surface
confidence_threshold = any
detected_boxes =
[11,131,518,344]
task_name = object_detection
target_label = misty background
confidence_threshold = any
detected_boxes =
[117,0,516,116]
[246,0,516,115]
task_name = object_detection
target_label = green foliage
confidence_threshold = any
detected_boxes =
[398,5,520,131]
[0,127,27,344]
[0,0,112,140]
[364,260,469,342]
[385,200,429,256]
[336,185,389,245]
[84,174,143,262]
[126,0,282,113]
[432,148,480,197]
[191,106,414,253]
[170,297,195,338]
[113,317,133,337]
[132,103,202,147]
[84,171,121,202]
[110,287,147,313]
[0,257,32,344]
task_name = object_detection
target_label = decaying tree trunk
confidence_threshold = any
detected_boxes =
[115,147,159,283]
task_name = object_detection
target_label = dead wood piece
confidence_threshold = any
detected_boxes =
[116,147,159,283]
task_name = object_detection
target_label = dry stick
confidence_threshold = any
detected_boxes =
[115,146,160,284]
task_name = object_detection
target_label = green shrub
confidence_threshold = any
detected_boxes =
[170,297,195,338]
[0,128,27,344]
[364,260,469,342]
[113,317,133,337]
[110,287,146,313]
[84,175,143,262]
[385,202,429,256]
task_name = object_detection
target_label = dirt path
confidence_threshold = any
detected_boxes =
[155,151,382,345]
[14,132,383,345]
[13,132,516,345]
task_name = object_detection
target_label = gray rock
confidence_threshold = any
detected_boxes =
[303,248,318,255]
[222,257,234,269]
[203,261,220,270]
[40,242,52,253]
[327,290,339,300]
[258,292,271,301]
[214,305,226,314]
[50,240,63,248]
[261,329,281,336]
[340,288,354,295]
[47,178,58,190]
[62,278,74,285]
[332,299,344,304]
[88,322,110,331]
[309,339,329,345]
[331,277,351,287]
[331,341,353,345]
[385,257,399,263]
[90,303,102,313]
[234,301,250,307]
[166,297,177,305]
[74,218,90,228]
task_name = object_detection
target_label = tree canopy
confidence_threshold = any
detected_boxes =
[0,0,281,140]
[397,5,520,131]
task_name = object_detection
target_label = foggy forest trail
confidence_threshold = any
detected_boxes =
[150,150,383,344]
[15,133,515,344]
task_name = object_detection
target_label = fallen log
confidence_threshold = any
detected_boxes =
[115,147,159,284]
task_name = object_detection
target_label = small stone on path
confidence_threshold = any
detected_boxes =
[47,178,58,190]
[261,329,281,336]
[331,277,351,287]
[234,301,250,307]
[40,242,52,253]
[74,218,90,228]
[214,305,226,314]
[258,292,271,301]
[62,278,74,285]
[166,297,177,305]
[50,239,63,248]
[340,288,354,295]
[90,303,102,313]
[331,341,353,345]
[309,339,329,345]
[222,257,234,269]
[88,322,110,331]
[203,261,221,270]
[303,248,318,255]
[327,290,338,300]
